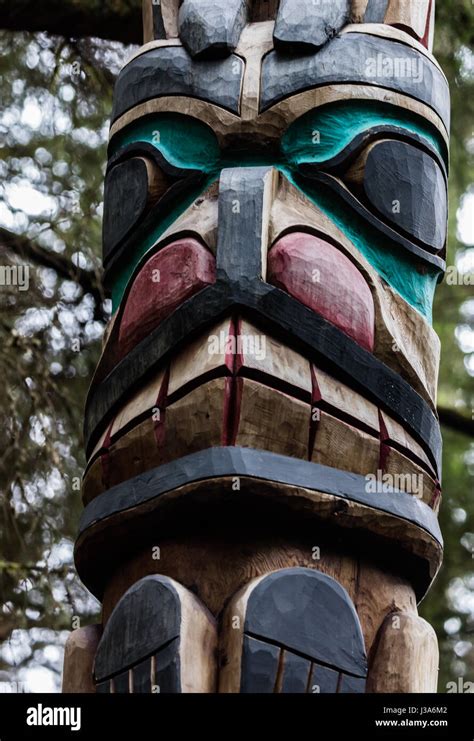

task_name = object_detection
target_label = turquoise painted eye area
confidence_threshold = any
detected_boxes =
[110,112,222,173]
[281,100,448,167]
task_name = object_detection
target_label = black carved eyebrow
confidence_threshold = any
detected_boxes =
[111,47,245,123]
[260,33,450,131]
[297,125,448,181]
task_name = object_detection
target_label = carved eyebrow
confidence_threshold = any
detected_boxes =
[111,46,245,123]
[260,33,450,131]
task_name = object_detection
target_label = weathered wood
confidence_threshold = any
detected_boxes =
[109,84,449,156]
[217,167,277,282]
[268,231,375,352]
[269,178,441,406]
[84,280,443,475]
[142,0,165,42]
[239,635,280,693]
[111,46,244,124]
[168,318,233,399]
[102,142,206,278]
[235,378,310,458]
[280,651,312,693]
[164,378,226,454]
[311,411,380,475]
[380,410,436,476]
[143,0,180,43]
[67,0,449,695]
[344,139,447,252]
[238,319,312,398]
[62,625,102,693]
[260,34,450,129]
[341,23,444,74]
[384,0,432,43]
[102,158,154,263]
[75,447,443,602]
[250,0,279,22]
[367,612,439,692]
[299,171,445,270]
[109,21,449,151]
[94,575,217,693]
[117,238,216,361]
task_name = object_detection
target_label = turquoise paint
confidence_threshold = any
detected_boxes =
[282,168,439,321]
[110,113,221,172]
[109,103,444,320]
[281,101,447,168]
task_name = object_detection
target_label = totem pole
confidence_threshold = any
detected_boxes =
[63,0,450,693]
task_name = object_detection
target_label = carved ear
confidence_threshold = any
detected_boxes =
[360,0,435,51]
[274,0,350,52]
[179,0,249,59]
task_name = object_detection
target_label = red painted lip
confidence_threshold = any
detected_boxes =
[118,238,216,361]
[268,231,375,352]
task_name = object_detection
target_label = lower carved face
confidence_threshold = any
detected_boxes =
[79,9,448,601]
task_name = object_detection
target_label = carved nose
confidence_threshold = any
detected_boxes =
[216,167,278,284]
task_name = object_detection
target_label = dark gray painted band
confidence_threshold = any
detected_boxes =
[78,447,443,546]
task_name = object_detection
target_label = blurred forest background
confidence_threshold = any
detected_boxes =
[0,0,472,692]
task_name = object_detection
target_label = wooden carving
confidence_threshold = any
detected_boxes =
[63,0,449,694]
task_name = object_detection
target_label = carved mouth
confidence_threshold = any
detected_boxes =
[83,315,439,508]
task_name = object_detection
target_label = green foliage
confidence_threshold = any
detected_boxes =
[417,0,474,692]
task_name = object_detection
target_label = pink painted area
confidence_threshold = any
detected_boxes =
[268,232,375,352]
[118,239,216,360]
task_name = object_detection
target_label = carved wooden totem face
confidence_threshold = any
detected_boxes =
[69,0,450,695]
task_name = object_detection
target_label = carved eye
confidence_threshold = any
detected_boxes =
[103,157,171,264]
[340,139,447,254]
[102,147,204,269]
